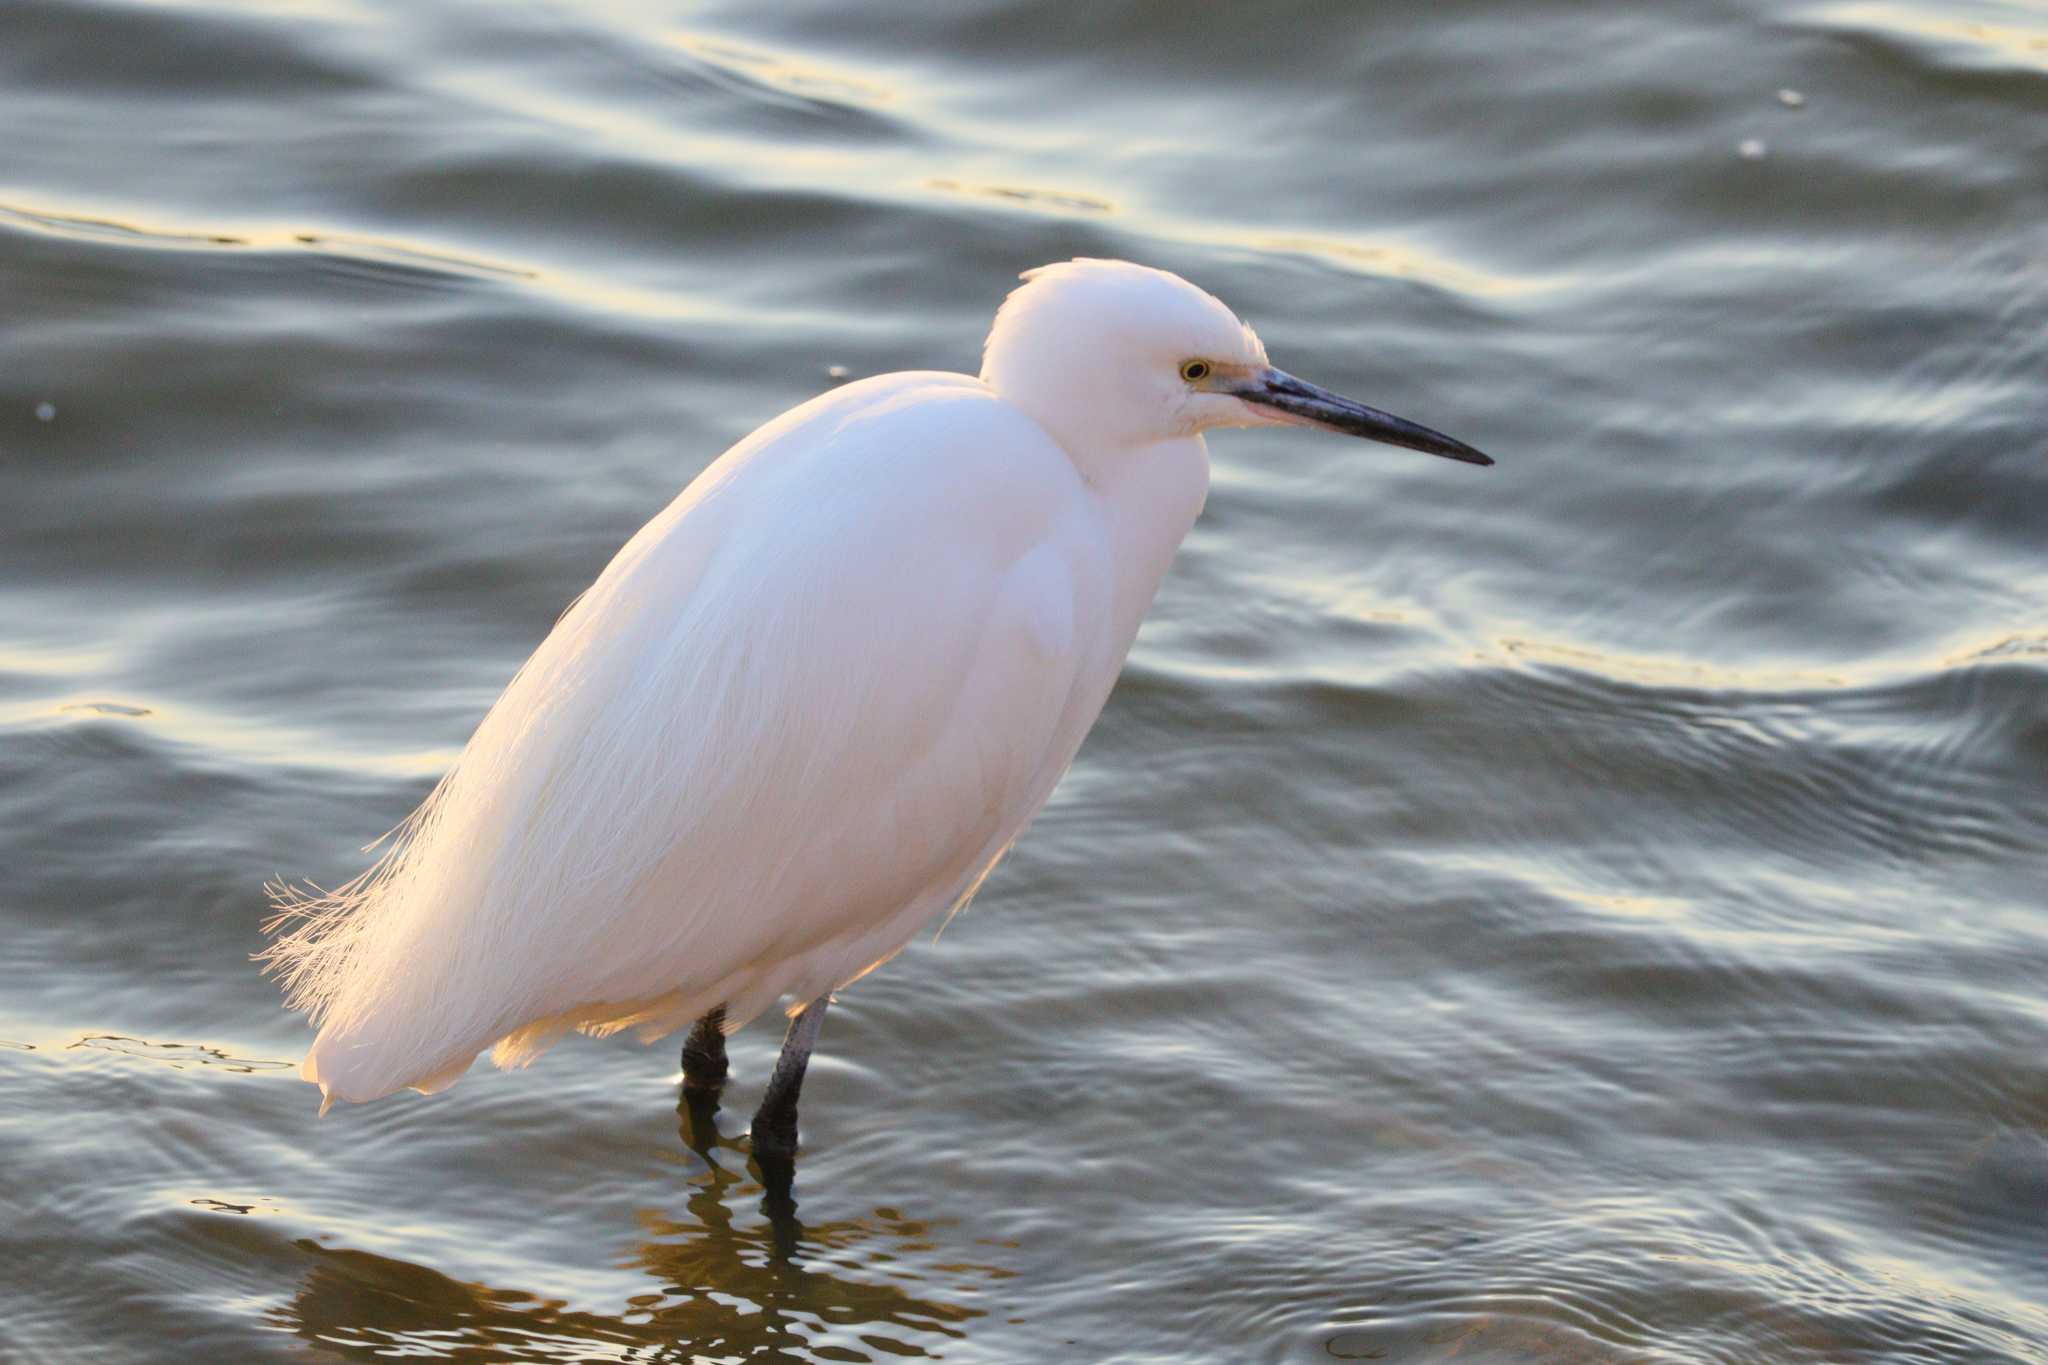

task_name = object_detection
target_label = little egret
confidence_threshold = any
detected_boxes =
[264,258,1491,1173]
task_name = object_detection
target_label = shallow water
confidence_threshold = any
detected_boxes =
[3,0,2045,1360]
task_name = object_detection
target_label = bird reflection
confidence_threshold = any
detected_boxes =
[676,1072,800,1256]
[272,1085,1003,1361]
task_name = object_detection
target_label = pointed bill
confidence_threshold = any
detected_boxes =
[1233,367,1493,466]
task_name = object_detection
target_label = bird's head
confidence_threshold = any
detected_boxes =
[981,258,1491,468]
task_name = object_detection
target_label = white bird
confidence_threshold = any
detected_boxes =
[263,258,1490,1167]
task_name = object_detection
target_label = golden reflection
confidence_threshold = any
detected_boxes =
[1551,887,1691,922]
[669,32,898,107]
[270,1086,1008,1362]
[1820,4,2048,71]
[1947,631,2048,666]
[1495,629,2048,696]
[1495,635,1869,691]
[0,196,778,327]
[0,199,532,279]
[0,694,458,780]
[925,178,1115,215]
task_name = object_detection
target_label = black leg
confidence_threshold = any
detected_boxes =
[749,996,829,1178]
[681,1004,728,1090]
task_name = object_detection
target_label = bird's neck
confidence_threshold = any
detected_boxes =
[1089,436,1212,643]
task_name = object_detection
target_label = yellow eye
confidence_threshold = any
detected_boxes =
[1180,360,1211,383]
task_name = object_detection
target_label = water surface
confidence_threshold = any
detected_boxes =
[3,0,2045,1360]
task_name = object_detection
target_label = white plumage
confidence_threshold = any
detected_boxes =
[264,258,1489,1115]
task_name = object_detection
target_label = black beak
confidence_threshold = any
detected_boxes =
[1237,367,1493,466]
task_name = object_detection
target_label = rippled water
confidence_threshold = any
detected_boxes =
[4,1,2045,1360]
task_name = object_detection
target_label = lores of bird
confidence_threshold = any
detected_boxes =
[264,258,1490,1168]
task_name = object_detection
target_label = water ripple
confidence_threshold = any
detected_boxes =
[4,0,2045,1360]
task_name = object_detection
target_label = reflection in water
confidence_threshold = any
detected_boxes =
[678,1079,799,1257]
[272,1083,1003,1362]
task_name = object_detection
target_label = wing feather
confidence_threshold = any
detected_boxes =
[265,375,1100,1104]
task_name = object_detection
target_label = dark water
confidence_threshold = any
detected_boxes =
[4,1,2045,1360]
